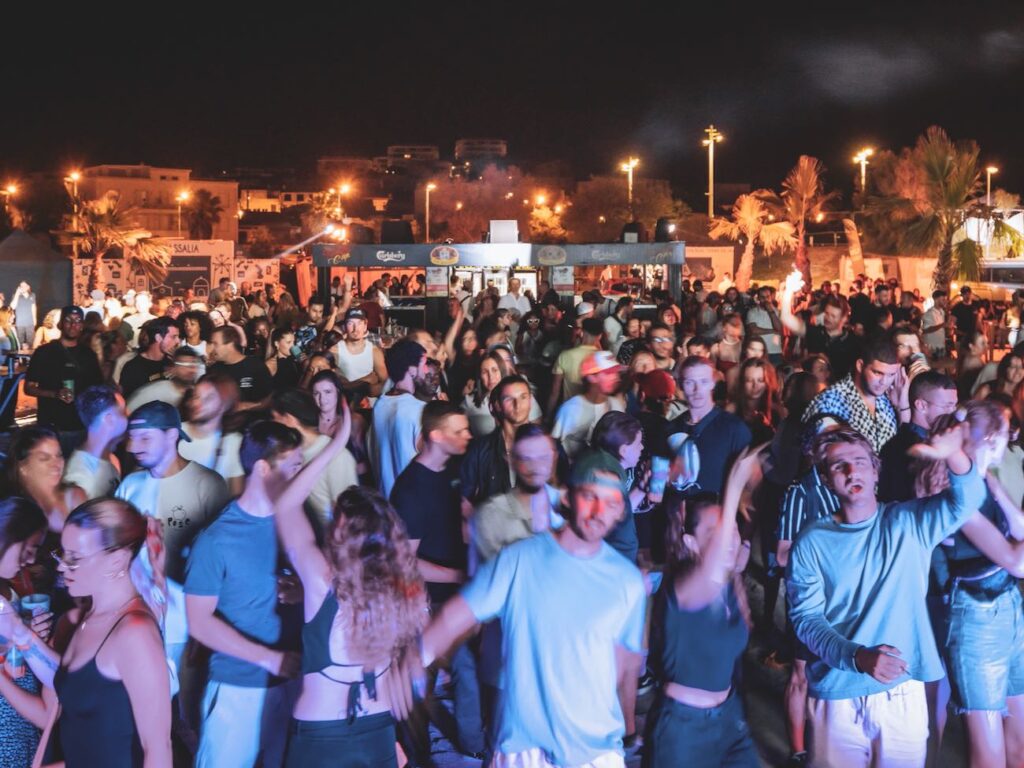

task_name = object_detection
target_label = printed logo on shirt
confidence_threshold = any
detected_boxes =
[166,506,191,529]
[239,377,254,389]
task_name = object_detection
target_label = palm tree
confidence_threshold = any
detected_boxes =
[709,195,797,291]
[186,189,224,239]
[54,191,172,292]
[866,126,984,291]
[757,156,839,286]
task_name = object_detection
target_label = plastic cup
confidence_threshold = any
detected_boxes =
[19,594,49,621]
[649,456,670,497]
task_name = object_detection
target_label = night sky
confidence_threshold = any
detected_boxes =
[4,2,1023,208]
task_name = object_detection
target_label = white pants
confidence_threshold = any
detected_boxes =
[808,680,928,768]
[492,748,624,768]
[196,679,300,768]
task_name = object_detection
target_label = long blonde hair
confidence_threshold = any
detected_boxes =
[327,488,428,663]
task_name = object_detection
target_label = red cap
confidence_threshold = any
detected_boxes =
[636,369,676,400]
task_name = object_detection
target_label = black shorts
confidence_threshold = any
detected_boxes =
[285,712,396,768]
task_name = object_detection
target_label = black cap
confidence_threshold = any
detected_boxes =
[127,400,191,442]
[60,306,84,322]
[344,308,367,322]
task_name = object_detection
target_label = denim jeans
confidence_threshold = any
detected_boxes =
[945,583,1024,713]
[285,713,397,768]
[642,692,759,768]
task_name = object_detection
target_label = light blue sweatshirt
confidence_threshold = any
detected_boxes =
[786,465,984,700]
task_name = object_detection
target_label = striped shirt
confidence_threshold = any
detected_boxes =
[777,467,840,542]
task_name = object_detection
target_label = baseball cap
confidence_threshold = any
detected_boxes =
[636,369,676,401]
[60,306,84,322]
[575,302,595,317]
[580,350,626,378]
[127,400,191,441]
[344,308,367,322]
[568,449,627,496]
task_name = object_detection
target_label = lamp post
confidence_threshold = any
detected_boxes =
[176,191,191,238]
[425,182,437,242]
[702,126,723,218]
[63,171,81,259]
[986,166,999,207]
[619,157,639,219]
[853,148,874,196]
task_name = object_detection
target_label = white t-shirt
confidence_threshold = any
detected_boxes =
[123,311,156,348]
[462,391,544,439]
[63,450,120,500]
[604,315,626,355]
[745,305,782,354]
[551,395,625,460]
[178,425,244,484]
[370,391,425,498]
[498,292,532,318]
[303,435,359,527]
[921,307,946,351]
[116,462,230,645]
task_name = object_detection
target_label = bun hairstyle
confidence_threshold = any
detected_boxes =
[328,487,427,663]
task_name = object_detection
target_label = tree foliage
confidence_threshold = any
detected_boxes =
[709,195,797,291]
[185,188,224,240]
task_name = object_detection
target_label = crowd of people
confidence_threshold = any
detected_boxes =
[0,268,1022,768]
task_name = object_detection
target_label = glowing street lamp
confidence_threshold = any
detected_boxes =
[619,157,639,219]
[1,183,17,217]
[63,171,82,258]
[853,148,874,195]
[176,191,191,238]
[425,182,437,242]
[702,127,723,218]
[535,193,547,207]
[986,166,999,207]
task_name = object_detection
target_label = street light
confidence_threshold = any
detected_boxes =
[64,171,81,259]
[986,166,999,207]
[425,182,437,242]
[535,194,547,206]
[1,183,17,218]
[176,191,191,238]
[853,148,874,195]
[619,157,639,219]
[702,127,724,218]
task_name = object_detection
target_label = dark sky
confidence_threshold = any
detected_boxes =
[4,2,1023,208]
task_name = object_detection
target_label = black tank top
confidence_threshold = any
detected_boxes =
[300,590,386,723]
[651,580,748,692]
[53,609,155,768]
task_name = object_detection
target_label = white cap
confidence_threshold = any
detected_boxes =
[576,302,595,317]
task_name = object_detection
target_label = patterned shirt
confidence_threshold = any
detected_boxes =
[802,375,897,453]
[776,467,841,542]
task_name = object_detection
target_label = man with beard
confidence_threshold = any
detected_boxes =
[370,339,428,497]
[802,339,902,453]
[25,305,104,432]
[787,424,982,768]
[406,450,646,768]
[782,293,862,383]
[461,374,536,506]
[332,308,387,398]
[293,295,335,356]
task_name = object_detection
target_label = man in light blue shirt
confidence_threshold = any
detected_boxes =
[787,422,984,767]
[421,450,646,768]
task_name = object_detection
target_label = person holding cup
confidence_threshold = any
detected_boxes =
[0,496,53,767]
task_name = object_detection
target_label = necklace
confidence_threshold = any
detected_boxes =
[80,594,140,631]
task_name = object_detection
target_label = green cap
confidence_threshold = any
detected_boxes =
[568,449,628,498]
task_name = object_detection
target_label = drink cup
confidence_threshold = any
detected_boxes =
[19,594,49,621]
[649,456,670,498]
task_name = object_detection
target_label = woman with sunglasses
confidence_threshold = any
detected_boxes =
[6,498,172,767]
[0,497,50,768]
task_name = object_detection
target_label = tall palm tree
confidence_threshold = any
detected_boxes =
[867,126,983,291]
[709,195,797,291]
[757,156,839,286]
[54,191,172,292]
[186,189,224,240]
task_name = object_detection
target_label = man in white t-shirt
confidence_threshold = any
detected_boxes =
[552,351,626,460]
[370,339,429,498]
[746,286,784,365]
[63,384,127,499]
[122,290,157,349]
[921,290,949,358]
[116,400,230,733]
[498,278,532,322]
[179,371,246,496]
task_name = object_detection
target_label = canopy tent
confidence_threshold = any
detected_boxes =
[0,230,72,315]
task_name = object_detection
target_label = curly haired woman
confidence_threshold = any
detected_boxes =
[275,400,428,767]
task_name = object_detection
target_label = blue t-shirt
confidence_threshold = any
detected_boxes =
[787,466,985,700]
[184,501,284,687]
[461,532,646,766]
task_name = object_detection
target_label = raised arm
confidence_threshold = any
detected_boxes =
[442,306,465,368]
[275,400,352,586]
[780,272,807,335]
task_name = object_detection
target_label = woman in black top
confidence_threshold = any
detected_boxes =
[267,328,301,392]
[644,453,759,768]
[275,403,428,767]
[8,497,171,768]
